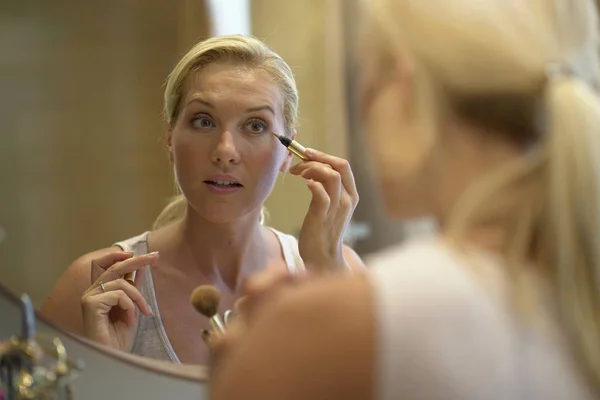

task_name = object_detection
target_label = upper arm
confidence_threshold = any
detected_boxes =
[211,274,375,400]
[40,246,120,335]
[343,244,367,273]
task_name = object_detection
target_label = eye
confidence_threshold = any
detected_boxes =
[191,114,216,129]
[245,118,268,134]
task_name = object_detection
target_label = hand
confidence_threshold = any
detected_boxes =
[290,149,359,272]
[81,251,159,351]
[208,269,305,374]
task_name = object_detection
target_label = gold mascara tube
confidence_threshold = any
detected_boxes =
[272,132,308,161]
[124,271,136,286]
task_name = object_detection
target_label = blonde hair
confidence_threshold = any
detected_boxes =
[367,0,600,389]
[153,35,298,230]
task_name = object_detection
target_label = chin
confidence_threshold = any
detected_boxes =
[190,202,261,225]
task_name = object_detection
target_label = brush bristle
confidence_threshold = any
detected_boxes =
[190,285,220,318]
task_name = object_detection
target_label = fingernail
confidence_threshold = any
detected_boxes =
[148,251,159,257]
[305,148,315,157]
[148,305,154,315]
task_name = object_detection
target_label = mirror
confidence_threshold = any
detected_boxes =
[0,281,207,399]
[0,0,371,369]
[0,0,434,373]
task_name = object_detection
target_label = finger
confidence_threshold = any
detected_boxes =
[337,193,356,227]
[93,278,153,316]
[304,149,358,200]
[306,179,330,219]
[289,161,332,175]
[210,314,248,359]
[93,252,159,286]
[234,296,250,317]
[123,264,146,291]
[82,290,136,326]
[209,325,241,375]
[91,251,134,283]
[91,251,135,270]
[299,166,342,207]
[116,290,139,326]
[132,265,146,288]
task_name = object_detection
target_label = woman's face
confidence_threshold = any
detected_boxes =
[168,63,291,223]
[358,34,438,219]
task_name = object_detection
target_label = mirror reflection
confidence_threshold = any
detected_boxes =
[42,30,366,365]
[0,0,414,367]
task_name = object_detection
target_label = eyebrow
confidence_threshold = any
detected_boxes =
[185,98,275,115]
[246,105,275,115]
[185,98,214,108]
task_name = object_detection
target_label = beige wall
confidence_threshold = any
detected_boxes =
[0,1,210,306]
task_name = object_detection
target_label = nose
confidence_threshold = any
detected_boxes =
[211,130,241,165]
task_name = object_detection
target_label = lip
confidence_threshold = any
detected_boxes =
[203,174,244,195]
[204,174,242,186]
[204,183,243,195]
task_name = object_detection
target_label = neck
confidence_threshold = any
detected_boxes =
[436,119,523,255]
[171,207,269,291]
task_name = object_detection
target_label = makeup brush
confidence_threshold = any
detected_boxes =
[190,285,226,334]
[272,131,308,160]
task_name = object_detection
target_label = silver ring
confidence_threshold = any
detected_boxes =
[99,281,107,293]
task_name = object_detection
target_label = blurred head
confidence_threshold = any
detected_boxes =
[358,0,600,388]
[155,35,299,225]
[358,0,600,221]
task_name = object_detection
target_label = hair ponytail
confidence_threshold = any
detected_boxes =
[542,75,600,386]
[152,194,187,230]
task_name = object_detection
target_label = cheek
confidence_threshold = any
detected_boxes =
[247,143,286,191]
[170,124,201,157]
[171,135,204,181]
[366,86,432,175]
[363,91,435,217]
[172,138,197,164]
[364,90,414,176]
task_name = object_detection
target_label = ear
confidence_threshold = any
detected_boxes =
[166,124,174,163]
[391,51,416,119]
[278,130,297,173]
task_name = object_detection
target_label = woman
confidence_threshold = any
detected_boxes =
[41,35,364,366]
[209,0,600,398]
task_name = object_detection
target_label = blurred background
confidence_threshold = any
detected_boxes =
[0,0,433,307]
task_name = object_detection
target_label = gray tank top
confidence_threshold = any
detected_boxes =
[113,228,305,363]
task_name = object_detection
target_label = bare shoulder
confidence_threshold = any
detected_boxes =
[40,246,121,335]
[343,244,367,272]
[211,274,375,400]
